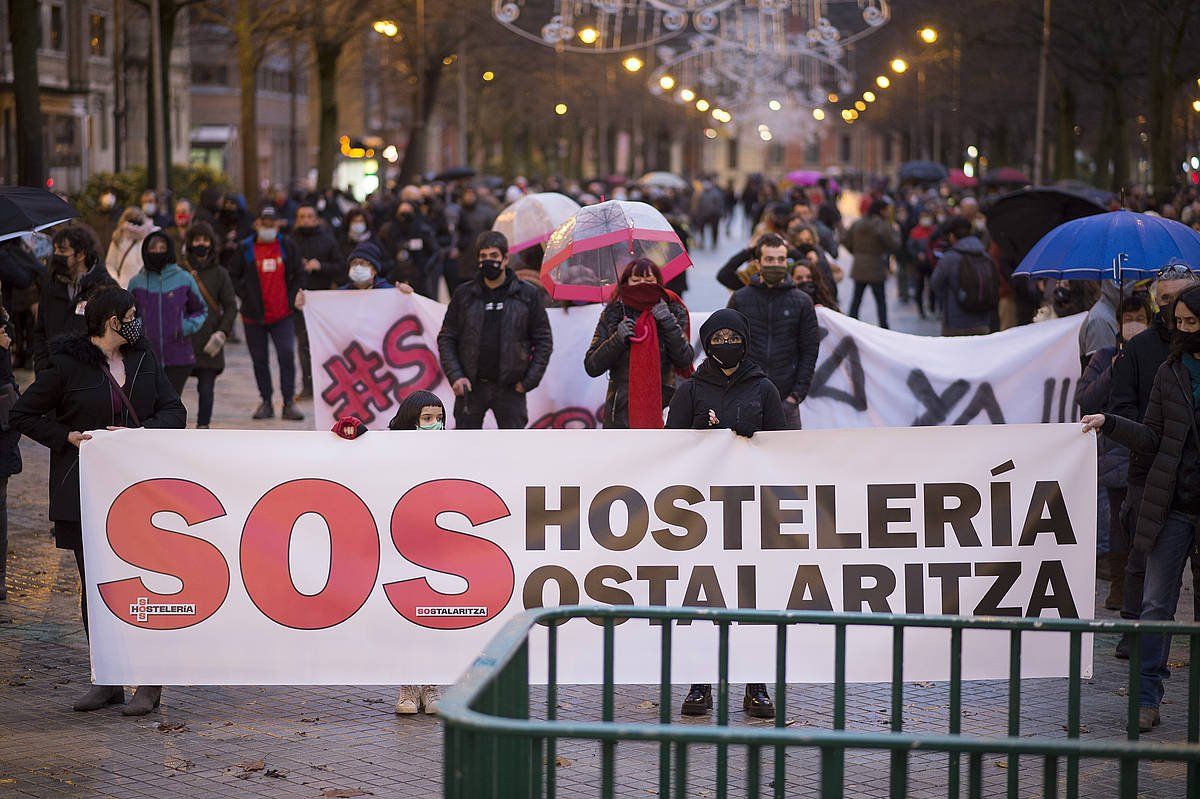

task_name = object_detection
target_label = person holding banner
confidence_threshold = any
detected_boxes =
[1083,284,1200,733]
[10,286,186,715]
[437,231,553,430]
[583,258,693,429]
[666,307,785,718]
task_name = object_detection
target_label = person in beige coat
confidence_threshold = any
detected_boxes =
[845,198,901,328]
[105,208,157,288]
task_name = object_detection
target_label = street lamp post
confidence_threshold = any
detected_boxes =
[149,0,168,195]
[1033,0,1051,184]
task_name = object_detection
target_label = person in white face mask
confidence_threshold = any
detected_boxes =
[337,242,395,291]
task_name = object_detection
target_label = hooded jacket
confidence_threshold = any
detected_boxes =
[929,235,996,331]
[665,308,787,434]
[1080,281,1123,358]
[11,334,186,538]
[584,295,693,428]
[846,214,901,284]
[727,275,820,402]
[105,218,157,288]
[437,271,554,390]
[1103,356,1200,556]
[128,231,209,367]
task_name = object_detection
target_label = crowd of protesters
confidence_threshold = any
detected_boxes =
[2,168,1200,732]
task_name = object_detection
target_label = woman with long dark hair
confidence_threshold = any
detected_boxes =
[584,259,694,428]
[1082,284,1200,733]
[11,287,186,715]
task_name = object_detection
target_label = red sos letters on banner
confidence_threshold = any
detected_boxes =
[79,425,1096,686]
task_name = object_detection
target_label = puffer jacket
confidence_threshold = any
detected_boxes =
[128,236,208,368]
[584,298,693,428]
[1103,356,1200,555]
[1076,346,1128,489]
[846,214,901,284]
[437,271,553,389]
[727,276,820,401]
[11,335,186,531]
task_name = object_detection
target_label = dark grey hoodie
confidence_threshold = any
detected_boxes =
[930,235,994,331]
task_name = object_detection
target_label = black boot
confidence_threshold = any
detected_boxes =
[680,684,712,716]
[73,684,125,711]
[1115,634,1131,660]
[122,685,162,716]
[744,683,775,719]
[1105,552,1127,611]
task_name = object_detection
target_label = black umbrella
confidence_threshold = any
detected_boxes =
[435,166,476,182]
[984,186,1108,267]
[0,186,79,243]
[477,175,506,191]
[898,160,949,185]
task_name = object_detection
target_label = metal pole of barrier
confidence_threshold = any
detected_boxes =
[717,621,730,799]
[774,624,788,799]
[547,624,558,799]
[1066,631,1081,799]
[889,626,905,798]
[948,626,963,799]
[747,744,762,799]
[968,751,983,799]
[601,618,615,798]
[660,621,673,799]
[1043,754,1058,799]
[1007,630,1022,799]
[831,623,847,790]
[821,745,845,799]
[1190,633,1200,793]
[674,741,688,799]
[1121,631,1142,797]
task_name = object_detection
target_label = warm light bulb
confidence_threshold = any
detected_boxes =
[855,100,867,111]
[841,109,853,121]
[695,99,710,112]
[622,56,644,73]
[863,91,876,103]
[827,93,839,103]
[704,128,717,139]
[876,75,891,89]
[679,88,696,103]
[768,99,782,111]
[919,26,938,44]
[482,70,495,82]
[890,58,909,74]
[578,27,599,44]
[967,145,979,158]
[555,103,568,115]
[812,108,825,121]
[659,75,676,91]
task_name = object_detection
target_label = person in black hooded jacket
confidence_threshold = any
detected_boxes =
[11,286,185,716]
[31,224,116,371]
[666,307,784,719]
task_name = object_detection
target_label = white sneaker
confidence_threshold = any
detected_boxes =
[395,685,421,715]
[421,685,441,715]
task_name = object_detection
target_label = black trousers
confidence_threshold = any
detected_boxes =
[453,381,528,429]
[164,365,192,397]
[73,545,88,636]
[849,281,888,329]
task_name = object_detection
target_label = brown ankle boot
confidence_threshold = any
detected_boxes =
[122,685,162,716]
[73,684,125,711]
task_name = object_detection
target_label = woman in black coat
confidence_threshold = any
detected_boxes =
[12,286,186,716]
[0,308,22,601]
[182,222,238,428]
[584,259,693,428]
[665,307,785,720]
[1082,285,1200,733]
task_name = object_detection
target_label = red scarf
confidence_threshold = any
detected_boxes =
[619,283,690,429]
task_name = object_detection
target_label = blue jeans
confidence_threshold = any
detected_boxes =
[244,317,297,404]
[1138,509,1198,708]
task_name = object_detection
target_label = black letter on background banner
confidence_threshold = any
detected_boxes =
[584,566,635,625]
[787,565,833,611]
[953,383,1005,425]
[710,486,756,550]
[1027,560,1079,618]
[929,562,972,614]
[843,564,897,612]
[589,486,650,551]
[652,486,707,551]
[1019,481,1077,546]
[973,562,1022,616]
[924,483,983,548]
[678,566,727,625]
[526,487,581,550]
[637,566,679,626]
[816,485,862,549]
[908,370,970,426]
[523,565,580,625]
[867,484,918,549]
[809,336,868,411]
[737,565,757,610]
[904,563,925,613]
[760,485,809,549]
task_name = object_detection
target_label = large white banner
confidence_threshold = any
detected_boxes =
[80,425,1095,685]
[304,291,1083,430]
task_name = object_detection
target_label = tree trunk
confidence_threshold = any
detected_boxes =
[9,0,46,186]
[398,61,445,183]
[235,0,260,199]
[147,5,177,188]
[314,41,341,190]
[1052,83,1075,181]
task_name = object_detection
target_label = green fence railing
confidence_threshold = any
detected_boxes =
[439,606,1200,799]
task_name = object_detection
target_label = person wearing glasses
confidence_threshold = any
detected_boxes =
[1107,261,1200,661]
[665,308,786,718]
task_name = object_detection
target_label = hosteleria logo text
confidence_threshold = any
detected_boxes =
[415,607,488,617]
[130,597,197,623]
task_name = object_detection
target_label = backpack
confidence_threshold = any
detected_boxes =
[956,252,999,314]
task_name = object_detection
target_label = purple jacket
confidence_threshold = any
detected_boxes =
[129,263,208,367]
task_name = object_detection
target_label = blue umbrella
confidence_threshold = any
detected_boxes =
[1013,210,1200,280]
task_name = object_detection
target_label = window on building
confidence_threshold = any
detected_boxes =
[726,138,738,170]
[191,64,230,86]
[839,134,852,163]
[90,14,106,56]
[48,4,65,50]
[805,139,820,164]
[768,142,785,166]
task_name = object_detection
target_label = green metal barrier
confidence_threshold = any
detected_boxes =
[439,607,1200,799]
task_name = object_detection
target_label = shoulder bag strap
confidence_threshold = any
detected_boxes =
[188,267,221,315]
[100,363,143,428]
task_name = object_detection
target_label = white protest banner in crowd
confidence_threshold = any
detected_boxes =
[79,424,1095,685]
[303,291,1084,431]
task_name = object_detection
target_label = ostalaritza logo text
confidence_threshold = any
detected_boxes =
[130,597,197,623]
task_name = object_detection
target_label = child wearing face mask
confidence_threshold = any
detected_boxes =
[328,391,447,715]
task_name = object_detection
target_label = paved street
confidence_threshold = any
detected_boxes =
[0,225,1191,798]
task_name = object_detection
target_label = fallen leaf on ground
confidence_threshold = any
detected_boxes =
[264,768,288,779]
[301,717,320,723]
[165,756,193,772]
[637,700,657,709]
[555,756,572,767]
[156,722,186,733]
[995,760,1008,769]
[320,790,373,797]
[238,760,265,772]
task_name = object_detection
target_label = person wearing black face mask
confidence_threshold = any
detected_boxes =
[381,202,438,297]
[666,307,785,720]
[292,204,347,399]
[31,225,117,372]
[727,234,819,429]
[437,230,553,429]
[128,231,208,395]
[11,286,185,716]
[183,222,238,428]
[1083,284,1200,733]
[1106,265,1200,661]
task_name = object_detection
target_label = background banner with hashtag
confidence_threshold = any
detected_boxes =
[302,292,1085,431]
[79,424,1095,685]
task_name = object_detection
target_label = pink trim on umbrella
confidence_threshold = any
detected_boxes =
[541,227,679,272]
[542,251,693,304]
[509,233,552,254]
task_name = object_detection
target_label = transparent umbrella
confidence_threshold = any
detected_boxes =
[541,200,691,303]
[492,192,581,254]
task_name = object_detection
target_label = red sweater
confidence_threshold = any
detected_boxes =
[251,240,290,325]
